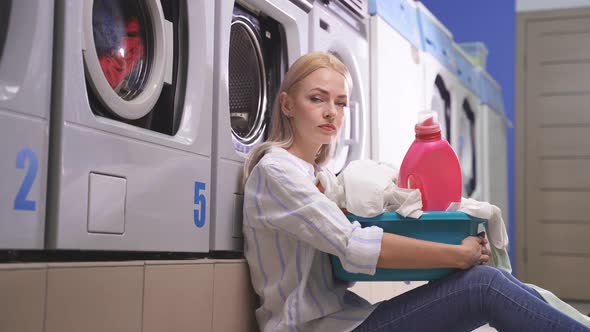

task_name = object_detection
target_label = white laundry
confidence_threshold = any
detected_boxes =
[383,185,423,218]
[447,197,509,250]
[318,161,506,246]
[316,160,423,218]
[341,160,397,217]
[316,169,346,208]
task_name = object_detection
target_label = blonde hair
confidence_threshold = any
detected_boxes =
[242,52,353,186]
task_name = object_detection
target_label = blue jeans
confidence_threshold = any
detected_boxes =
[353,265,589,332]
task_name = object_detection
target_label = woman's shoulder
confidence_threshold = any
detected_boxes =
[245,147,284,179]
[257,146,283,166]
[266,147,315,177]
[253,147,315,180]
[244,148,295,192]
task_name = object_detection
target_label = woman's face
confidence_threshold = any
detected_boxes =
[282,67,350,149]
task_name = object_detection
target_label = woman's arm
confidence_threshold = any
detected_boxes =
[251,157,384,276]
[377,233,488,270]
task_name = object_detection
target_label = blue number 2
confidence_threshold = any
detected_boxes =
[194,182,207,228]
[14,148,38,211]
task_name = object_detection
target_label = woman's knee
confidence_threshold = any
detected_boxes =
[460,265,503,285]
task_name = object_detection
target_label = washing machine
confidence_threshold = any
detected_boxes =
[451,43,482,200]
[368,0,424,167]
[351,0,425,302]
[211,0,310,252]
[0,0,54,249]
[416,2,457,143]
[478,69,509,221]
[46,0,214,252]
[309,0,370,174]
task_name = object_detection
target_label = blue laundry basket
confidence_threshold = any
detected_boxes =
[331,211,486,281]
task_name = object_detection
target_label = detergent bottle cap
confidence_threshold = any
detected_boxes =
[415,111,442,138]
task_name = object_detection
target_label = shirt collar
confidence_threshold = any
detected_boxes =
[270,146,316,179]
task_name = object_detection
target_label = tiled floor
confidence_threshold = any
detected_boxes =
[472,301,590,332]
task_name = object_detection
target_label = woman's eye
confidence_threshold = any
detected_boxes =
[310,96,322,102]
[337,102,348,108]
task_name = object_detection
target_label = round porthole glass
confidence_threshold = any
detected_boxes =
[229,17,267,144]
[92,0,152,100]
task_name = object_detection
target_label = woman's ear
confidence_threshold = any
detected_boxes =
[279,92,292,118]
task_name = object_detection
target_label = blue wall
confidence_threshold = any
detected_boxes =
[419,1,516,267]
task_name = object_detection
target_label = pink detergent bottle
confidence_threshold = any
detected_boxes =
[398,111,462,211]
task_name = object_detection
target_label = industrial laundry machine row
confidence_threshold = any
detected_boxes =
[1,0,216,252]
[0,0,507,256]
[368,0,509,219]
[0,0,365,254]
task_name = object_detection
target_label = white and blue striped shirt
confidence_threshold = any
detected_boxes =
[243,147,384,332]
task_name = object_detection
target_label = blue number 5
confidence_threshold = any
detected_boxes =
[14,148,38,211]
[194,182,207,228]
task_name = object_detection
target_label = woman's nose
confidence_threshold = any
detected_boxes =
[324,103,337,118]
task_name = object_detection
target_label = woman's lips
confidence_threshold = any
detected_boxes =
[319,124,336,131]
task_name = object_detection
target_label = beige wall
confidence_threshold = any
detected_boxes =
[0,260,258,332]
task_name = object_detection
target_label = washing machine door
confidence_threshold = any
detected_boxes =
[431,90,446,138]
[0,1,10,61]
[458,100,476,197]
[83,0,171,120]
[325,50,364,175]
[228,13,269,150]
[432,75,452,142]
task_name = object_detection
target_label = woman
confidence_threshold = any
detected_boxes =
[242,52,589,332]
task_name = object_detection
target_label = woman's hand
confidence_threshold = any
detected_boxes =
[457,235,490,269]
